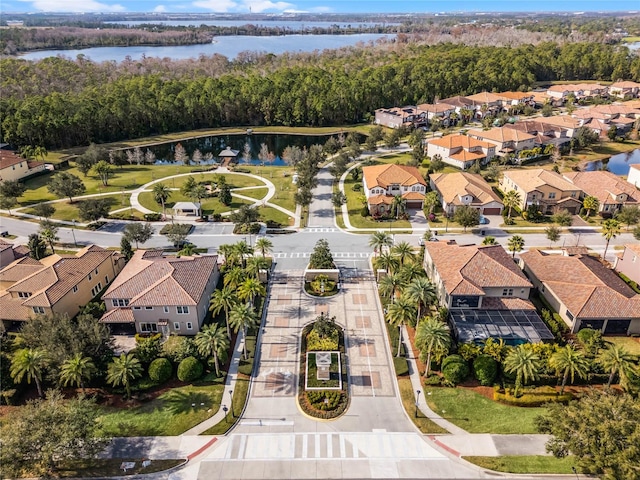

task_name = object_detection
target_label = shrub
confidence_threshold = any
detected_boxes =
[458,343,482,361]
[393,357,409,376]
[144,213,162,221]
[442,361,470,385]
[424,374,442,386]
[493,386,573,406]
[162,336,198,363]
[306,390,343,411]
[148,358,173,384]
[352,183,362,191]
[441,354,466,371]
[576,328,604,354]
[361,206,370,217]
[177,356,203,382]
[473,355,498,386]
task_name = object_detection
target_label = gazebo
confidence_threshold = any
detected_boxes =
[218,146,240,166]
[172,202,201,217]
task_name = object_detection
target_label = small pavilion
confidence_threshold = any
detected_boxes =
[218,146,240,166]
[172,202,201,217]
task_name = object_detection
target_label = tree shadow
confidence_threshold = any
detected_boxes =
[162,390,214,415]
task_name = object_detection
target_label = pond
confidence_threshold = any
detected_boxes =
[140,132,365,166]
[584,148,640,175]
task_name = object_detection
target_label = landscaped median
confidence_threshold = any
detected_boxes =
[463,455,577,474]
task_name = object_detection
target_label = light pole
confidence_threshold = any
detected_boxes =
[415,389,421,418]
[229,389,234,418]
[571,467,579,479]
[71,219,77,247]
[222,404,229,423]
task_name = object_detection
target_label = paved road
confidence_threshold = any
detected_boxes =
[308,164,337,228]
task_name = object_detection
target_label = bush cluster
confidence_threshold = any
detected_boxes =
[306,330,339,351]
[441,354,470,385]
[306,390,342,411]
[148,358,173,384]
[177,356,203,382]
[473,355,498,386]
[494,386,573,406]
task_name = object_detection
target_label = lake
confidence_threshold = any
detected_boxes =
[584,148,640,175]
[138,132,364,166]
[19,33,393,62]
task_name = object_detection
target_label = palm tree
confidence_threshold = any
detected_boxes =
[10,348,47,397]
[503,190,521,219]
[254,237,273,258]
[549,345,590,394]
[59,354,96,393]
[368,231,392,258]
[391,241,416,266]
[391,195,406,220]
[230,303,259,360]
[39,222,59,254]
[597,343,638,388]
[386,297,416,357]
[507,235,525,259]
[106,353,143,399]
[234,240,254,268]
[415,317,451,377]
[601,219,621,261]
[405,277,437,324]
[399,262,425,284]
[223,266,246,290]
[178,243,198,256]
[375,251,399,274]
[195,323,230,377]
[245,256,268,280]
[582,195,599,218]
[379,272,405,302]
[503,345,542,397]
[482,236,497,245]
[152,183,172,218]
[210,287,238,341]
[238,277,266,308]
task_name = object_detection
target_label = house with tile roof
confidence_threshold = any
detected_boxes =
[416,103,456,126]
[423,242,553,344]
[562,171,639,215]
[495,91,535,108]
[0,150,47,183]
[362,164,427,215]
[536,115,583,138]
[627,164,640,188]
[609,80,640,98]
[100,250,219,335]
[430,172,503,216]
[547,83,608,100]
[615,244,640,285]
[520,250,640,335]
[0,238,28,268]
[374,106,425,129]
[499,169,583,215]
[467,127,536,157]
[426,134,496,170]
[503,121,571,148]
[0,245,125,328]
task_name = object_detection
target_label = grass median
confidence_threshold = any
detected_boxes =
[463,455,576,474]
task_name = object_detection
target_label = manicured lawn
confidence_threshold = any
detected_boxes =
[463,456,576,474]
[234,187,269,201]
[397,377,448,434]
[170,172,264,190]
[258,206,294,226]
[97,383,224,437]
[137,191,252,216]
[23,194,128,222]
[201,377,250,435]
[54,459,184,478]
[425,387,545,434]
[606,336,640,356]
[240,166,297,212]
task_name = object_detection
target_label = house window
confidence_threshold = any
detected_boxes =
[548,192,556,199]
[145,306,153,310]
[18,292,31,298]
[133,306,141,310]
[88,273,92,281]
[187,322,193,330]
[502,288,514,297]
[105,275,109,284]
[140,323,158,333]
[566,311,575,321]
[174,322,181,330]
[32,306,45,314]
[177,306,189,314]
[73,286,78,293]
[112,299,129,307]
[163,306,169,313]
[95,268,99,275]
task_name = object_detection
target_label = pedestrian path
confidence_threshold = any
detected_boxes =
[272,251,373,259]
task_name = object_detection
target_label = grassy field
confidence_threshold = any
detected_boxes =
[234,187,269,201]
[201,377,250,435]
[425,387,545,434]
[239,165,297,212]
[622,36,640,43]
[562,140,640,169]
[463,456,576,474]
[606,336,640,355]
[98,381,224,437]
[397,378,448,434]
[258,206,294,226]
[23,194,129,222]
[54,459,184,478]
[137,191,252,216]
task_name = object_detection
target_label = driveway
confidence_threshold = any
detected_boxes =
[409,208,428,233]
[307,165,336,228]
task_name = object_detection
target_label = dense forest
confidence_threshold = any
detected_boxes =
[1,41,639,150]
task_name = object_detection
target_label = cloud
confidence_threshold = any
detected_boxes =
[19,0,125,11]
[153,4,167,11]
[243,0,295,12]
[192,0,238,11]
[192,0,294,12]
[308,5,332,12]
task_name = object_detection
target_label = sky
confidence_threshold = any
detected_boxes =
[2,0,640,14]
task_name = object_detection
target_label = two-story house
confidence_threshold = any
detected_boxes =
[536,115,583,138]
[503,121,571,148]
[467,127,536,157]
[563,171,639,215]
[0,238,28,268]
[464,92,505,118]
[429,172,503,216]
[628,164,640,188]
[426,134,496,170]
[615,244,640,285]
[495,91,535,109]
[608,80,640,98]
[0,245,125,329]
[100,250,220,336]
[362,164,426,215]
[416,103,456,126]
[0,150,46,183]
[374,106,425,129]
[499,169,583,215]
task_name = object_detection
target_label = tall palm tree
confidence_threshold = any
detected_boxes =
[59,353,96,393]
[507,235,525,259]
[503,345,542,397]
[39,222,59,254]
[238,277,266,308]
[375,251,400,274]
[230,303,259,360]
[379,272,405,303]
[254,237,273,258]
[386,297,416,357]
[10,348,47,397]
[399,262,425,284]
[178,243,198,256]
[245,256,268,279]
[106,353,143,399]
[405,277,437,324]
[195,323,230,377]
[223,266,246,290]
[391,241,416,266]
[549,345,590,394]
[234,240,254,268]
[218,243,240,268]
[391,195,406,220]
[582,195,599,218]
[601,219,621,261]
[503,190,521,219]
[209,287,238,341]
[152,183,172,218]
[415,317,451,377]
[597,343,637,388]
[368,231,392,258]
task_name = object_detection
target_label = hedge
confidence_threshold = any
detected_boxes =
[148,358,173,384]
[494,387,573,406]
[473,355,498,386]
[177,356,203,382]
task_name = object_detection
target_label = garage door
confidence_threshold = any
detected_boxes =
[483,208,502,215]
[406,201,423,209]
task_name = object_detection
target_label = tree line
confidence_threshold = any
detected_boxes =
[1,41,639,149]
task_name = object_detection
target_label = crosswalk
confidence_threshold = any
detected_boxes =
[272,252,373,259]
[304,227,339,233]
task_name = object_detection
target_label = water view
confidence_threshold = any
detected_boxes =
[19,33,392,62]
[584,148,640,175]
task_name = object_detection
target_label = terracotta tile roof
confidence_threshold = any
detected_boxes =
[439,96,475,108]
[527,91,551,103]
[0,290,32,321]
[449,150,486,162]
[428,134,493,150]
[563,171,639,206]
[0,150,26,170]
[362,164,426,190]
[401,191,425,201]
[496,91,533,102]
[103,250,218,307]
[368,194,394,205]
[100,307,136,324]
[504,120,564,136]
[467,127,536,144]
[0,239,29,268]
[631,164,640,171]
[465,92,504,104]
[430,172,502,207]
[624,244,640,256]
[592,104,640,116]
[425,242,531,297]
[520,250,640,319]
[481,297,536,310]
[503,169,579,194]
[610,81,640,89]
[537,115,582,129]
[0,256,43,283]
[417,103,456,114]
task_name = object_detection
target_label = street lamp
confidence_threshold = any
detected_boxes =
[222,404,229,423]
[71,219,77,247]
[229,389,234,418]
[571,467,579,479]
[415,389,421,418]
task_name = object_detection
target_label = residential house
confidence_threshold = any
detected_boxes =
[526,91,563,108]
[547,83,608,101]
[100,250,220,335]
[430,172,503,216]
[0,239,28,268]
[362,164,426,215]
[423,241,552,344]
[416,103,456,126]
[503,120,570,148]
[426,134,496,170]
[562,171,639,215]
[499,169,582,214]
[627,164,640,188]
[0,245,125,328]
[464,92,504,118]
[438,96,477,118]
[615,244,640,285]
[609,80,640,98]
[467,127,536,157]
[374,106,424,129]
[520,250,640,335]
[571,106,638,135]
[495,91,535,109]
[0,150,46,183]
[536,115,582,138]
